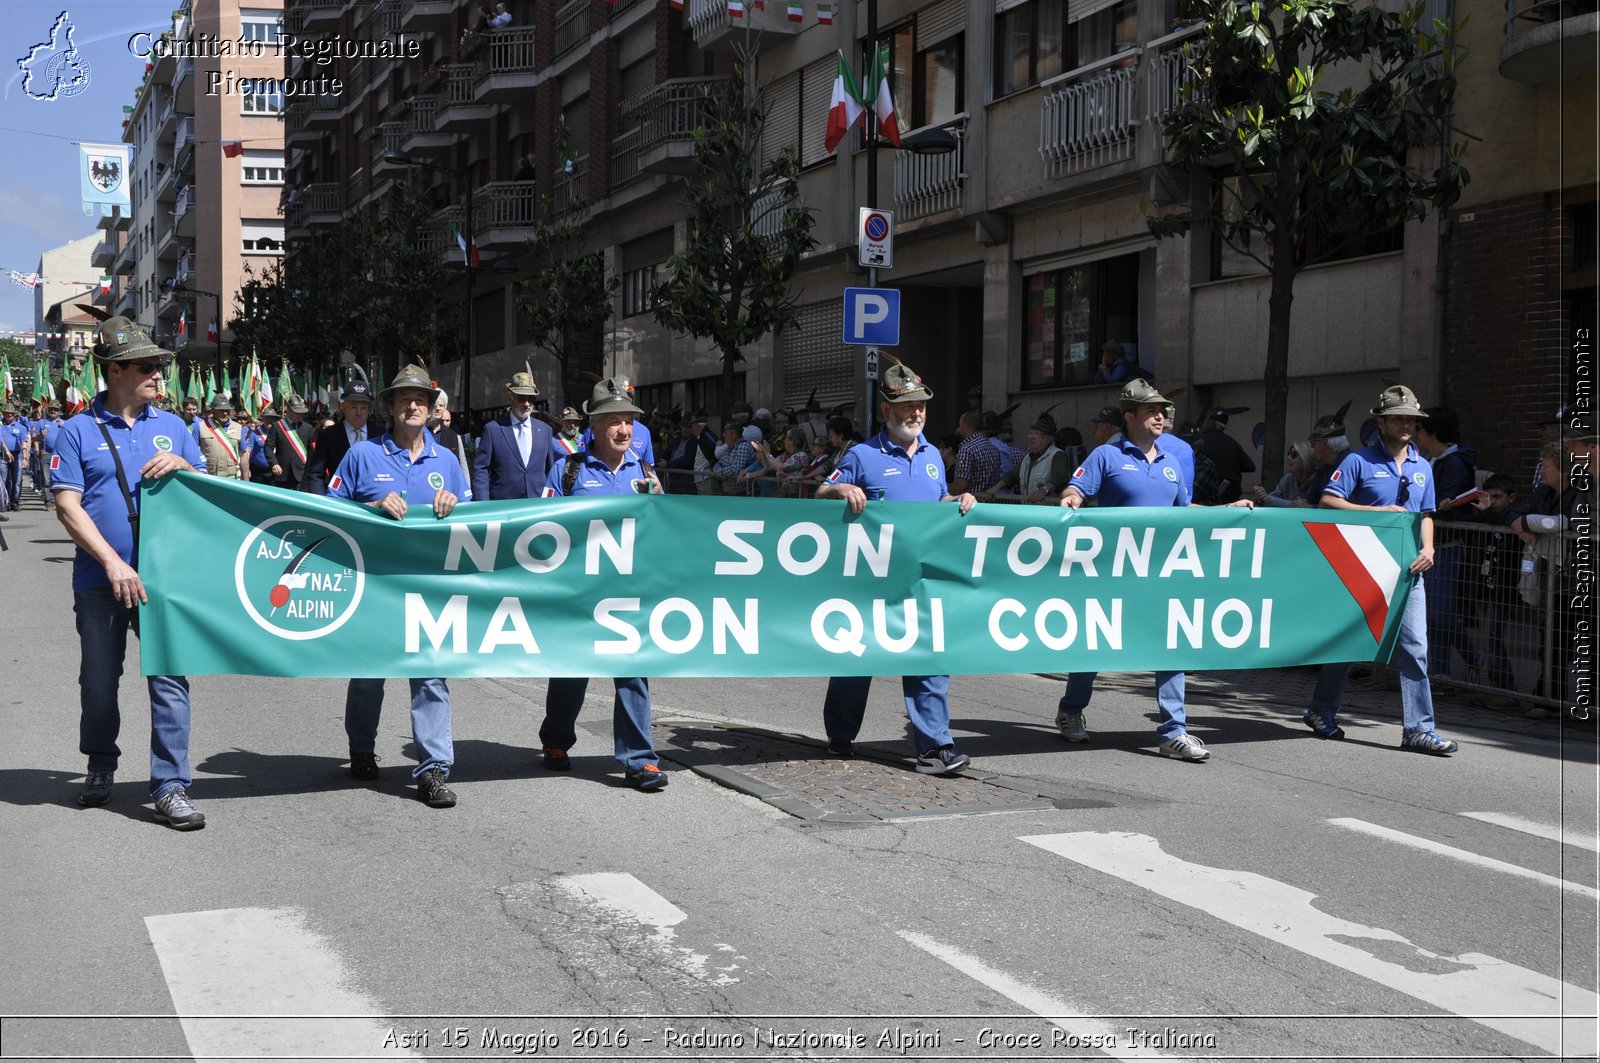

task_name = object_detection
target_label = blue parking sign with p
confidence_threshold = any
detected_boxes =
[842,287,900,347]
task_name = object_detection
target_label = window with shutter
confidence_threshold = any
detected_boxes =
[761,72,800,167]
[799,56,834,167]
[917,0,963,47]
[781,302,852,412]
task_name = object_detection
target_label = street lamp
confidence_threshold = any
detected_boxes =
[383,148,514,416]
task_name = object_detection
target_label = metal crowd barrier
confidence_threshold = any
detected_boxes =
[1427,518,1585,711]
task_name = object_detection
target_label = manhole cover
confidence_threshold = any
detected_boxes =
[657,722,1097,822]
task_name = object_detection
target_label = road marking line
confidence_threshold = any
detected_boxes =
[554,871,688,934]
[1020,831,1599,1058]
[549,873,741,985]
[897,931,1173,1060]
[1462,811,1600,854]
[145,906,419,1061]
[1330,817,1599,900]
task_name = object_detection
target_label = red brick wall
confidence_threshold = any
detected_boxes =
[1443,191,1569,480]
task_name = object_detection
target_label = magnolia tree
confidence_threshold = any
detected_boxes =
[1148,0,1469,485]
[651,68,817,415]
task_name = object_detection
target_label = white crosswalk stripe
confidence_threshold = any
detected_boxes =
[1330,817,1600,899]
[1020,830,1599,1059]
[897,930,1175,1060]
[1462,810,1600,853]
[145,906,421,1062]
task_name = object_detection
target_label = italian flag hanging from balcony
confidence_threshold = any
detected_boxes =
[823,50,865,153]
[817,2,833,23]
[868,44,900,147]
[787,1,802,21]
[452,224,480,269]
[728,0,745,16]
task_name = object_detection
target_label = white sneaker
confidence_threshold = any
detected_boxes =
[1056,712,1089,743]
[1158,734,1210,761]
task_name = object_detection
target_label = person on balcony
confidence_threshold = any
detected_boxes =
[488,2,512,29]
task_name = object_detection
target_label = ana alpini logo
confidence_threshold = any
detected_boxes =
[235,517,365,640]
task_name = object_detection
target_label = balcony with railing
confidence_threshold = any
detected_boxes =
[552,155,589,216]
[91,238,116,269]
[346,167,367,213]
[285,100,315,140]
[894,115,968,221]
[371,0,404,35]
[173,116,194,164]
[302,0,344,26]
[174,251,196,287]
[474,27,538,102]
[1039,50,1142,178]
[306,92,343,130]
[402,0,456,33]
[422,206,465,260]
[624,76,732,177]
[171,58,194,112]
[554,0,589,57]
[156,95,179,141]
[301,182,342,222]
[1501,0,1598,81]
[401,94,452,155]
[610,126,642,189]
[750,187,795,242]
[472,181,540,249]
[685,0,802,50]
[113,237,136,275]
[1143,26,1203,130]
[174,185,197,237]
[437,65,494,129]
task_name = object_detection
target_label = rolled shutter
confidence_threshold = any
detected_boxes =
[761,72,800,167]
[799,56,834,167]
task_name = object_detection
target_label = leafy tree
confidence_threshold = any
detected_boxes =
[1147,0,1469,484]
[230,178,458,387]
[651,67,817,414]
[514,191,619,406]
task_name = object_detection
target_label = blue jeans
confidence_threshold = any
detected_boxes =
[541,677,657,772]
[74,589,192,800]
[1310,573,1436,734]
[344,678,453,778]
[1057,671,1189,740]
[824,674,955,754]
[3,454,20,507]
[1424,545,1480,675]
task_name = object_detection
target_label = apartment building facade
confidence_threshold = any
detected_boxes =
[283,0,1587,472]
[36,233,105,374]
[119,0,287,378]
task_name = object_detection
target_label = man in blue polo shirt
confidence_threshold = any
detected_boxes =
[580,380,655,469]
[1055,378,1255,761]
[1,404,27,511]
[536,377,670,792]
[1304,384,1458,755]
[38,402,65,509]
[51,316,208,829]
[329,362,472,807]
[815,357,977,775]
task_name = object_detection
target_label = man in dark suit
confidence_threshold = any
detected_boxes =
[265,394,317,490]
[307,377,373,495]
[471,370,553,500]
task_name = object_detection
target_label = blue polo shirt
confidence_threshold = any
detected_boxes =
[581,420,655,466]
[50,395,207,592]
[0,419,25,455]
[41,418,66,452]
[825,428,947,502]
[1162,431,1197,493]
[1322,442,1435,512]
[546,451,652,497]
[328,428,472,506]
[1069,436,1190,507]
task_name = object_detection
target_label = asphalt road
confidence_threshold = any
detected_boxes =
[1,491,1596,1063]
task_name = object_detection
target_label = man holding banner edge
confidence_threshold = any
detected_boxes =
[816,356,976,775]
[329,363,473,807]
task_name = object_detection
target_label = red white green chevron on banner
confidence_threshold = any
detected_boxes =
[138,475,1420,679]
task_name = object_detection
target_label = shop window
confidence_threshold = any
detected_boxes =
[1021,254,1139,389]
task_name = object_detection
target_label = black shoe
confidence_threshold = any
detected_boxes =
[826,738,854,757]
[417,768,456,807]
[349,750,379,781]
[626,764,670,791]
[915,745,970,775]
[542,746,572,772]
[78,771,114,807]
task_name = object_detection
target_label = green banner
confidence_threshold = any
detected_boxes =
[138,473,1418,678]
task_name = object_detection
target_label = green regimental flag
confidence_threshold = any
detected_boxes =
[138,473,1420,679]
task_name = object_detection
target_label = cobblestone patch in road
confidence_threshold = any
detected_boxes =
[656,722,1097,823]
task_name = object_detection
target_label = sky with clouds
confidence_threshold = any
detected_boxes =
[0,1,174,337]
